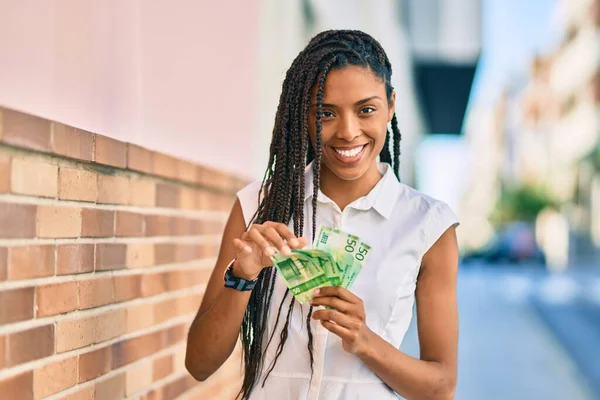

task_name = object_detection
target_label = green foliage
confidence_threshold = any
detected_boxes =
[492,183,558,224]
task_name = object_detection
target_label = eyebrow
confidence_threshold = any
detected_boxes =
[311,96,383,108]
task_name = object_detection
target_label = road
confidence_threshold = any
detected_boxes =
[399,264,600,400]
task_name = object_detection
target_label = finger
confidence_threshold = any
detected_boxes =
[313,286,361,304]
[321,320,353,341]
[262,226,291,256]
[247,226,275,257]
[267,222,304,248]
[310,295,352,313]
[233,238,252,255]
[312,308,354,329]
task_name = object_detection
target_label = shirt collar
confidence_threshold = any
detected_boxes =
[303,161,399,219]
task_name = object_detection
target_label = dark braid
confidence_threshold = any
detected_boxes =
[238,30,401,399]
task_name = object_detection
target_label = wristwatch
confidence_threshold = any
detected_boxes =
[223,259,258,291]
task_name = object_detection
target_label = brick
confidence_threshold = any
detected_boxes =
[126,303,154,333]
[7,324,54,366]
[155,243,176,265]
[56,316,95,352]
[173,217,193,236]
[78,346,111,383]
[95,373,125,400]
[0,335,5,369]
[111,332,162,369]
[0,203,36,238]
[51,123,94,161]
[63,386,95,400]
[95,243,127,271]
[8,245,54,280]
[166,269,209,291]
[153,354,173,382]
[197,165,233,191]
[36,282,78,317]
[57,244,94,275]
[59,167,97,202]
[33,356,78,398]
[0,287,34,323]
[126,360,153,396]
[81,208,114,237]
[177,160,197,183]
[10,158,58,197]
[165,324,188,347]
[146,215,173,236]
[97,174,130,205]
[78,277,114,309]
[126,242,155,268]
[156,183,180,208]
[179,187,197,209]
[129,179,155,207]
[141,272,167,297]
[198,242,220,260]
[154,298,178,324]
[37,205,81,238]
[94,309,126,343]
[140,388,163,400]
[152,152,178,180]
[114,274,141,302]
[0,247,5,281]
[127,144,153,174]
[173,346,187,374]
[115,211,144,237]
[0,155,10,193]
[175,244,197,262]
[177,294,203,316]
[95,134,127,168]
[0,371,33,400]
[1,109,51,151]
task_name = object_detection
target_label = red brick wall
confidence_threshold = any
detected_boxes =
[0,107,245,399]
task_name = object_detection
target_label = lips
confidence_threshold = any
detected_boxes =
[330,144,368,164]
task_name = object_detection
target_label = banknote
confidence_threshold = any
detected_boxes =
[271,226,372,303]
[271,249,332,303]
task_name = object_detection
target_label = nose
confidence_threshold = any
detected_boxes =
[336,114,361,141]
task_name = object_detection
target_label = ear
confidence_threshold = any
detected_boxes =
[388,91,396,122]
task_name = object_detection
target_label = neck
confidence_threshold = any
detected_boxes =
[318,161,383,211]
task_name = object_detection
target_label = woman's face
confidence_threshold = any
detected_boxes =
[308,65,396,181]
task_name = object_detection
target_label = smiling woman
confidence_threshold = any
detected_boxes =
[185,30,460,400]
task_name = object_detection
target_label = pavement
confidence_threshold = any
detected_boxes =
[399,264,600,400]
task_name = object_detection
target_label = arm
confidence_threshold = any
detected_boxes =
[185,199,252,381]
[185,200,307,381]
[311,225,459,400]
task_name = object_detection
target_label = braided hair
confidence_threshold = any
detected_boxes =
[238,29,402,399]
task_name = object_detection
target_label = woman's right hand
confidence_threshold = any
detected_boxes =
[232,222,308,280]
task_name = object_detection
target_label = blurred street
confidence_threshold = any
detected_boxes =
[401,263,600,400]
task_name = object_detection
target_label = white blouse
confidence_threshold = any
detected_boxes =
[237,162,459,400]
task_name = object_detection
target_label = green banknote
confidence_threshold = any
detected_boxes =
[271,226,373,303]
[271,249,332,303]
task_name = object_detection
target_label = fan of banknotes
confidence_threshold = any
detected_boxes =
[270,226,372,304]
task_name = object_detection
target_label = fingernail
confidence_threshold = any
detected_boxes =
[289,238,299,247]
[265,247,275,257]
[314,289,320,295]
[244,246,252,254]
[282,245,292,255]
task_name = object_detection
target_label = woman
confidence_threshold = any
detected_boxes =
[185,29,459,400]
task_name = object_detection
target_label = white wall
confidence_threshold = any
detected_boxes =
[0,0,261,178]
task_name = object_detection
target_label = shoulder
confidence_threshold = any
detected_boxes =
[236,179,264,226]
[394,183,460,254]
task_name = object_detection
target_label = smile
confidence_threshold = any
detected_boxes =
[331,144,368,163]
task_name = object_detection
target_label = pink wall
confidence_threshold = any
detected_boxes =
[0,0,260,178]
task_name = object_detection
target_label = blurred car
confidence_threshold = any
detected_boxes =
[462,221,546,266]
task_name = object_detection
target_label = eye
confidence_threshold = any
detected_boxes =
[322,110,335,118]
[360,107,376,115]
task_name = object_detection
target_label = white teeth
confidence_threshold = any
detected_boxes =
[334,145,364,158]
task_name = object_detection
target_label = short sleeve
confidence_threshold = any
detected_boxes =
[236,180,264,227]
[423,201,460,254]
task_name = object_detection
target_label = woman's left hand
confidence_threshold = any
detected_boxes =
[310,286,375,356]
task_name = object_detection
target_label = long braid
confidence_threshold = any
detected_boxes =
[238,30,399,399]
[391,114,401,179]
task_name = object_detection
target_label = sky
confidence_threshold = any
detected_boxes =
[417,0,559,208]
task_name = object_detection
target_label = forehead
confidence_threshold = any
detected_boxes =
[312,65,386,103]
